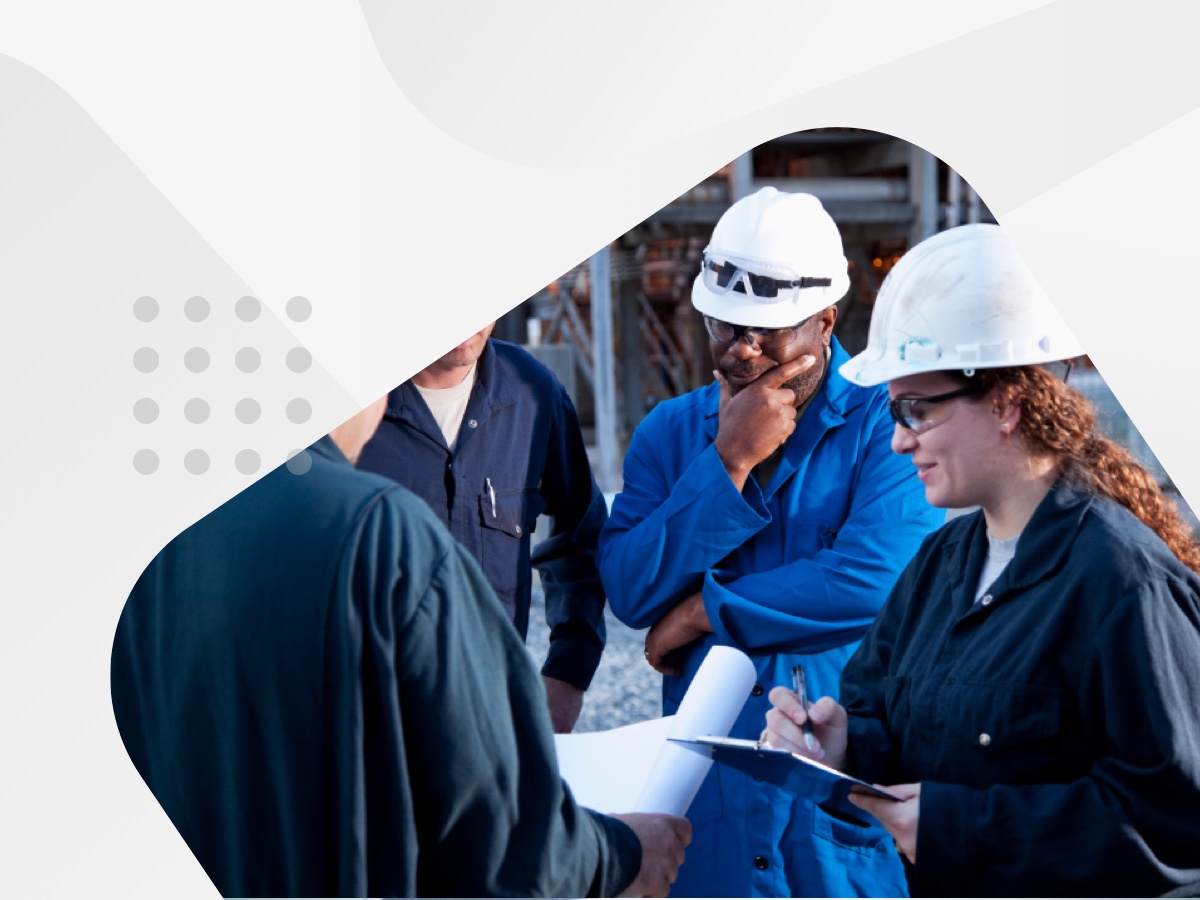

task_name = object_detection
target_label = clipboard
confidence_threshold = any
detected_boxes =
[670,735,901,823]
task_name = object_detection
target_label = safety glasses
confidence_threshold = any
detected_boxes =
[703,315,812,350]
[701,249,832,303]
[888,385,982,433]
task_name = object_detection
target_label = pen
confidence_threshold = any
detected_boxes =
[792,664,818,752]
[486,477,497,518]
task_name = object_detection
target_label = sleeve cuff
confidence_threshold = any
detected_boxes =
[541,640,603,690]
[585,809,642,897]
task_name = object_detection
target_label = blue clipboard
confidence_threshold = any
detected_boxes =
[670,735,901,823]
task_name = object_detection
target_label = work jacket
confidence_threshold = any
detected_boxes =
[358,339,608,689]
[843,482,1200,897]
[598,339,942,898]
[112,437,638,897]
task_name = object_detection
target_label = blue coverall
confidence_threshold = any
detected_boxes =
[357,338,608,690]
[598,339,943,897]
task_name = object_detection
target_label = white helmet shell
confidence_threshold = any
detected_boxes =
[691,187,851,328]
[840,223,1085,386]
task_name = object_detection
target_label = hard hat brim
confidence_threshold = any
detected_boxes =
[839,345,1087,387]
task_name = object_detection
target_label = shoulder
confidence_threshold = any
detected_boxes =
[489,339,566,392]
[302,439,456,551]
[824,342,892,423]
[1072,494,1199,591]
[1062,495,1200,648]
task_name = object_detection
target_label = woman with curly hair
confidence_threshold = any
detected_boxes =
[763,224,1200,897]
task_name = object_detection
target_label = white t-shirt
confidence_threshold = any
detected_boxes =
[413,363,478,453]
[975,530,1020,603]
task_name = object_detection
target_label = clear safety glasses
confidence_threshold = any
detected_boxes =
[700,249,832,303]
[888,385,982,433]
[703,315,813,350]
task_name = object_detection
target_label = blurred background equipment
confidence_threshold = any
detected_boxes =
[499,127,1181,508]
[513,128,1193,732]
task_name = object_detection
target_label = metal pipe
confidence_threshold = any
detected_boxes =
[590,245,620,492]
[909,147,938,244]
[947,170,961,229]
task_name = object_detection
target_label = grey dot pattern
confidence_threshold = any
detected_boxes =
[286,347,312,373]
[184,347,210,373]
[133,449,159,474]
[235,295,261,322]
[133,296,159,322]
[286,296,312,322]
[235,398,261,424]
[235,449,261,475]
[184,295,210,322]
[133,398,159,424]
[235,347,261,373]
[286,450,312,475]
[184,398,210,424]
[131,294,319,477]
[133,347,159,373]
[286,398,312,424]
[184,449,211,475]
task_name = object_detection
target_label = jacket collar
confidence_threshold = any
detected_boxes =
[384,339,518,430]
[308,434,350,466]
[945,480,1094,619]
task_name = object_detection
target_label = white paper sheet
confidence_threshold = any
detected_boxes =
[554,716,675,814]
[555,645,757,816]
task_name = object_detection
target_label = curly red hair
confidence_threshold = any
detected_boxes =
[949,366,1200,574]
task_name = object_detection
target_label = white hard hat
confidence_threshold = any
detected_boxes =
[691,187,851,328]
[840,223,1085,386]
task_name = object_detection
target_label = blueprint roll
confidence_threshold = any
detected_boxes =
[632,645,757,815]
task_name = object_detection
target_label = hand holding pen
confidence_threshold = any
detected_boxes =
[791,665,818,752]
[763,670,851,771]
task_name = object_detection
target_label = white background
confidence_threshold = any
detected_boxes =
[1,1,1198,894]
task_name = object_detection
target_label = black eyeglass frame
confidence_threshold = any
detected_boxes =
[703,314,815,350]
[887,385,983,433]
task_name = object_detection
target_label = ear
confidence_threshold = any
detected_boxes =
[818,306,837,343]
[993,391,1022,434]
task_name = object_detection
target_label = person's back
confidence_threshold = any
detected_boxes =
[112,435,642,897]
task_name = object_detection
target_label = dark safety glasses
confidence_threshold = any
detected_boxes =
[888,385,982,433]
[701,249,832,303]
[703,315,813,350]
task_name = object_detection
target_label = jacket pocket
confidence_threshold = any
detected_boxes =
[479,487,528,538]
[810,802,890,857]
[478,488,535,611]
[942,680,1061,750]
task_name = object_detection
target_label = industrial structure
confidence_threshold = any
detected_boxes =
[498,128,1171,501]
[495,129,990,490]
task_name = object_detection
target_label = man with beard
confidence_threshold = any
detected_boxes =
[597,188,942,898]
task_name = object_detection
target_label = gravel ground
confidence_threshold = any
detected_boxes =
[525,587,663,733]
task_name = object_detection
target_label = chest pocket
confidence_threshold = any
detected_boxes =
[479,487,531,538]
[477,488,544,601]
[940,680,1063,783]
